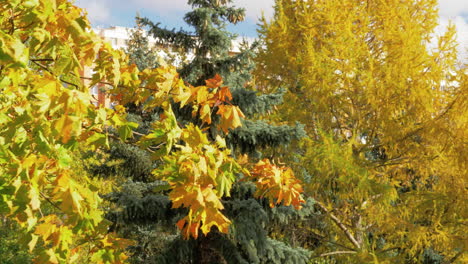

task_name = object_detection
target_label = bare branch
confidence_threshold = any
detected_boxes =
[30,58,54,62]
[79,76,159,91]
[449,250,465,263]
[318,251,357,257]
[39,192,62,211]
[315,201,361,249]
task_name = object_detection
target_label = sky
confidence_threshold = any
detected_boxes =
[76,0,467,59]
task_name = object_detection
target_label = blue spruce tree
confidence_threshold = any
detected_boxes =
[94,1,314,263]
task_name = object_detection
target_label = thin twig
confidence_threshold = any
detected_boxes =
[30,58,54,62]
[60,78,79,88]
[132,130,146,136]
[80,76,158,91]
[317,251,357,257]
[9,9,15,34]
[380,247,399,253]
[315,201,361,249]
[31,60,78,87]
[31,60,52,74]
[39,192,62,211]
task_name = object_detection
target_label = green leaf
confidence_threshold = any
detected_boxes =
[0,32,29,67]
[86,132,108,149]
[22,0,39,8]
[57,146,72,167]
[153,182,171,193]
[118,122,138,141]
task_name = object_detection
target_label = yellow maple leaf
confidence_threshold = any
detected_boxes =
[216,105,245,133]
[250,159,305,209]
[199,104,212,124]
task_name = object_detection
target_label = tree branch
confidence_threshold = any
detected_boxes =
[39,191,62,212]
[371,93,460,151]
[317,251,357,257]
[9,9,15,34]
[31,60,79,88]
[449,250,465,263]
[315,201,361,249]
[30,58,54,62]
[80,76,162,92]
[30,60,52,74]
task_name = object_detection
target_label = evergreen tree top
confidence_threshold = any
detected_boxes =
[138,0,245,53]
[100,1,309,263]
[186,0,245,26]
[138,0,248,85]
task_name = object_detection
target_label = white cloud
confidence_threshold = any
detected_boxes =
[435,16,468,61]
[76,0,111,24]
[128,0,276,21]
[437,1,468,61]
[132,0,190,12]
[438,0,468,18]
[234,0,274,21]
[79,0,275,23]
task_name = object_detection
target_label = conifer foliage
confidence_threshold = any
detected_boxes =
[101,0,310,263]
[139,0,245,86]
[0,0,306,263]
[138,0,305,156]
[125,20,160,71]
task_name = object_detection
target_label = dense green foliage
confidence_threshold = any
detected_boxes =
[0,218,33,264]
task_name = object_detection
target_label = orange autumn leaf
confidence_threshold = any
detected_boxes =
[153,124,240,239]
[216,86,233,102]
[250,159,305,209]
[169,183,231,239]
[205,74,223,88]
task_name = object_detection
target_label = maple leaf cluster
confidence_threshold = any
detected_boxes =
[0,0,307,262]
[249,159,305,210]
[153,124,240,238]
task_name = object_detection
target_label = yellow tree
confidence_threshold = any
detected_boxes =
[0,1,306,263]
[0,0,137,262]
[256,0,467,262]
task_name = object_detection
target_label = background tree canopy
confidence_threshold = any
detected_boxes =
[255,0,467,262]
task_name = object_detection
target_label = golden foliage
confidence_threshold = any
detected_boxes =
[249,159,305,210]
[257,0,467,261]
[0,1,305,260]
